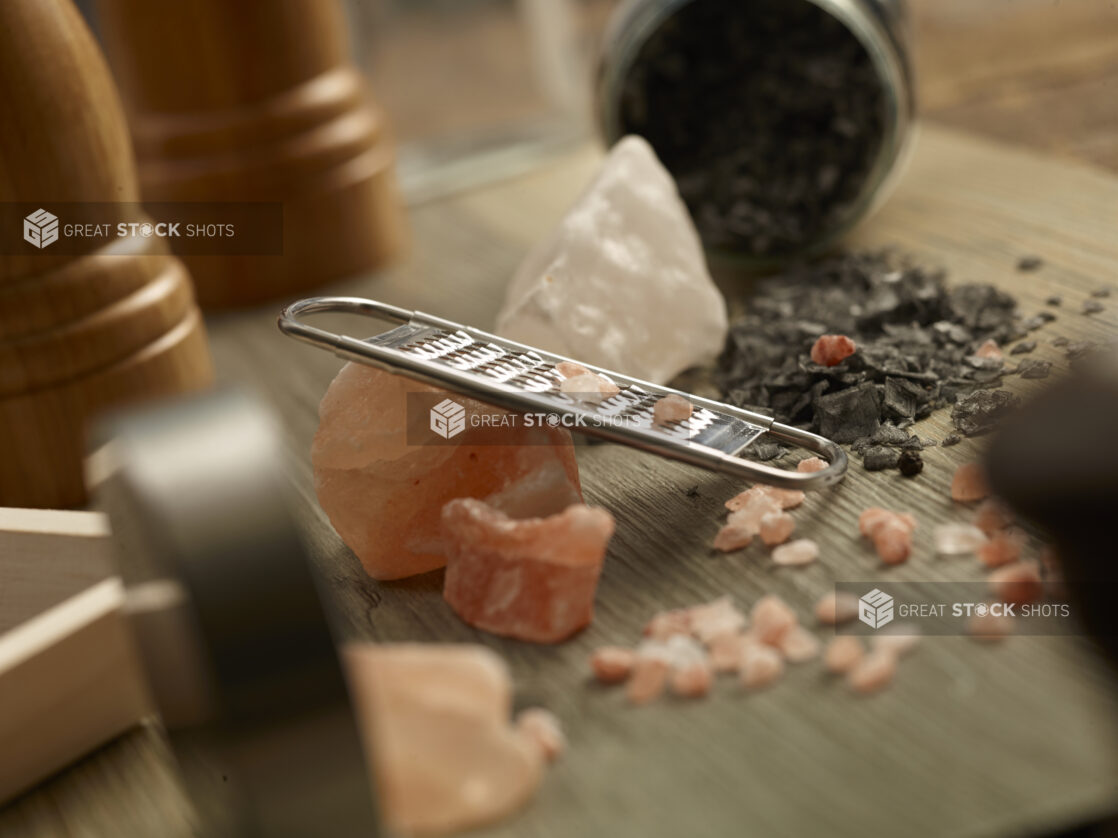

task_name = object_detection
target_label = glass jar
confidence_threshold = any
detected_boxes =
[596,0,915,261]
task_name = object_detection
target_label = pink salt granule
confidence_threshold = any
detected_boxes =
[760,511,796,546]
[590,646,635,684]
[933,523,988,556]
[772,538,819,567]
[870,625,921,658]
[687,597,747,642]
[707,631,752,673]
[560,372,620,402]
[977,530,1024,569]
[751,594,798,645]
[951,463,991,503]
[847,649,897,694]
[968,611,1015,642]
[441,499,614,643]
[797,457,828,474]
[823,636,864,674]
[740,644,785,689]
[670,661,714,698]
[974,498,1013,535]
[858,507,915,565]
[973,339,1003,360]
[712,521,753,552]
[555,361,590,379]
[810,334,857,367]
[777,625,821,663]
[814,591,860,625]
[652,394,693,427]
[626,658,669,705]
[515,708,566,763]
[643,608,693,640]
[988,561,1043,604]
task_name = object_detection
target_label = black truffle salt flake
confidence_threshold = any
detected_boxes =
[1009,341,1036,356]
[1016,359,1052,380]
[951,390,1021,437]
[897,450,924,477]
[815,382,881,444]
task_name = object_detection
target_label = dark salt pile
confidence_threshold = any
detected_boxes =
[617,0,886,257]
[715,251,1042,460]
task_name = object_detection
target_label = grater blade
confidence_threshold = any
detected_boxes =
[278,297,847,490]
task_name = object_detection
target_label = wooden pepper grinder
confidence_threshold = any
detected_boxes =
[0,0,215,509]
[95,0,408,309]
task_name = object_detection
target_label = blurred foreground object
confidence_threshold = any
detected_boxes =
[0,0,213,509]
[987,354,1118,668]
[95,0,407,308]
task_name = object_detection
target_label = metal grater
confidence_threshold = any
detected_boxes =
[278,297,847,490]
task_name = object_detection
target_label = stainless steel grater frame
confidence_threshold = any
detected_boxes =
[278,297,847,490]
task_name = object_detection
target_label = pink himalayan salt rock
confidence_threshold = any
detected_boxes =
[751,594,798,645]
[343,643,543,837]
[977,530,1024,568]
[627,658,669,705]
[974,498,1013,535]
[778,625,821,663]
[797,457,828,473]
[555,361,589,378]
[726,484,803,512]
[870,625,921,657]
[643,608,692,640]
[772,538,819,566]
[670,661,714,698]
[760,511,796,546]
[951,463,991,503]
[707,631,753,673]
[712,521,753,552]
[973,339,1003,360]
[858,507,916,538]
[823,636,864,674]
[810,334,857,367]
[313,363,582,580]
[847,649,897,694]
[515,708,565,763]
[441,499,614,643]
[652,394,694,427]
[688,596,748,642]
[858,507,916,565]
[968,611,1015,642]
[560,372,620,403]
[815,591,860,625]
[590,646,636,684]
[933,523,988,556]
[740,644,785,689]
[988,561,1043,605]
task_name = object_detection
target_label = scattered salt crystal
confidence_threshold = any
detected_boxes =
[560,373,620,403]
[751,595,798,645]
[870,624,921,657]
[643,609,692,640]
[973,339,1003,360]
[858,507,915,565]
[740,645,784,689]
[670,661,714,698]
[772,538,819,566]
[974,498,1012,535]
[760,511,796,546]
[968,610,1015,642]
[977,530,1023,568]
[652,394,693,427]
[590,646,635,684]
[712,521,753,552]
[687,597,747,642]
[796,457,828,474]
[951,463,991,502]
[858,507,915,538]
[778,626,821,663]
[555,361,589,379]
[516,708,565,762]
[768,487,806,510]
[988,561,1043,605]
[934,523,988,556]
[847,649,897,694]
[626,658,669,705]
[635,638,675,665]
[663,634,708,670]
[810,334,857,367]
[815,591,860,625]
[725,485,776,513]
[707,632,751,673]
[823,636,864,674]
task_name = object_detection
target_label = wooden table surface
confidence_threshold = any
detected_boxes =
[5,2,1118,837]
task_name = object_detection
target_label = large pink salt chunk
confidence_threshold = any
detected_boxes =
[652,394,693,427]
[810,334,857,367]
[312,363,582,580]
[441,499,615,643]
[343,643,543,837]
[951,463,991,503]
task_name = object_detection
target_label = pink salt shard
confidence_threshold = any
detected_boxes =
[740,644,785,689]
[760,511,796,546]
[652,394,693,427]
[858,507,916,565]
[973,339,1003,360]
[968,611,1015,642]
[712,521,753,552]
[933,523,988,556]
[687,596,747,643]
[515,708,565,763]
[560,372,620,403]
[707,632,752,673]
[974,498,1012,535]
[626,658,669,705]
[810,334,857,367]
[312,363,582,580]
[643,608,692,640]
[778,625,821,663]
[772,538,819,566]
[815,591,860,625]
[977,530,1024,569]
[670,661,714,698]
[751,594,798,645]
[797,457,827,474]
[590,646,635,684]
[823,636,864,674]
[343,643,543,837]
[988,561,1043,605]
[847,649,897,694]
[441,499,614,643]
[951,463,991,503]
[858,507,916,538]
[555,361,589,379]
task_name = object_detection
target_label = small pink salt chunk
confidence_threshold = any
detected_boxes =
[797,457,828,474]
[725,485,779,514]
[644,608,692,640]
[772,538,819,566]
[515,708,565,763]
[712,521,753,552]
[934,523,988,556]
[751,594,798,645]
[778,625,821,663]
[988,561,1043,605]
[973,339,1003,360]
[951,463,991,503]
[968,611,1015,642]
[858,508,915,565]
[670,661,714,698]
[810,334,857,367]
[740,645,785,689]
[974,498,1013,535]
[977,530,1024,568]
[858,507,916,538]
[823,636,864,674]
[560,372,620,403]
[707,632,751,673]
[441,499,615,643]
[687,596,747,643]
[626,658,669,705]
[652,394,693,427]
[555,361,589,379]
[870,624,921,658]
[815,591,860,625]
[847,649,897,694]
[590,646,635,684]
[760,511,796,546]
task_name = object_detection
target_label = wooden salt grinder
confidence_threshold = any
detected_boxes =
[95,0,408,309]
[0,0,214,510]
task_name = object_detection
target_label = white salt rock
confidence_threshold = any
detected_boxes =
[496,136,728,384]
[933,523,988,556]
